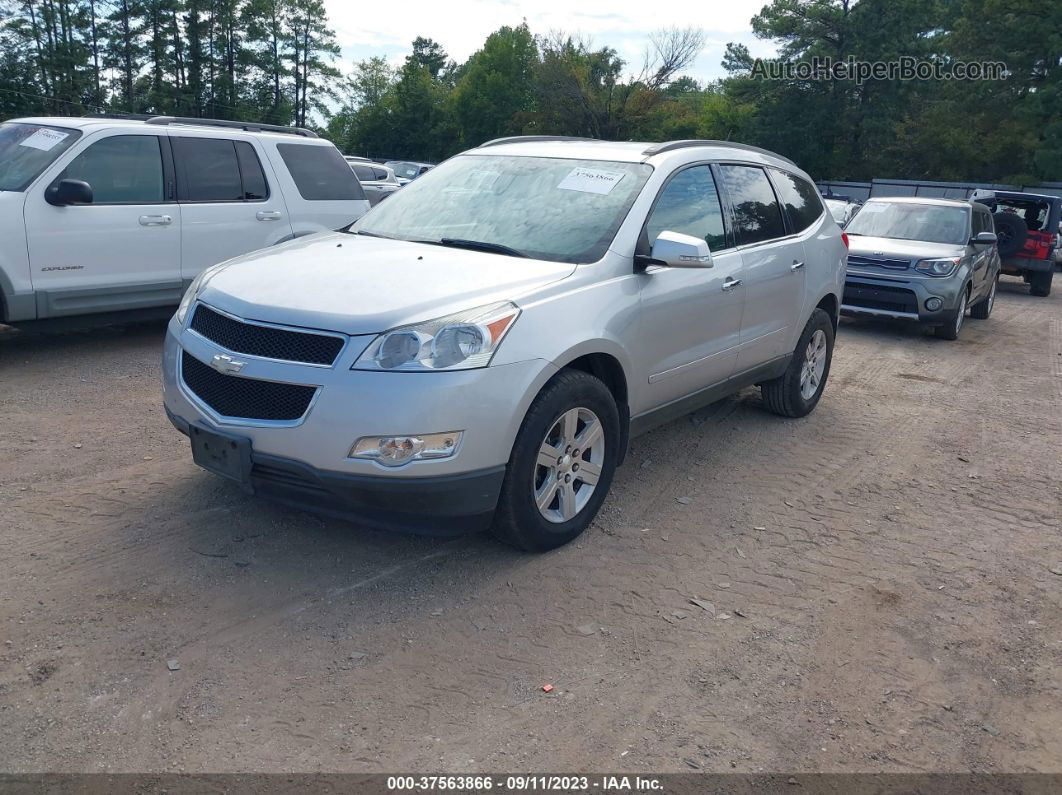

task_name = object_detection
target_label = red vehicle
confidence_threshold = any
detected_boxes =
[972,190,1061,297]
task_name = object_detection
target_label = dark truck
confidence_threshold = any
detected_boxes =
[972,190,1061,297]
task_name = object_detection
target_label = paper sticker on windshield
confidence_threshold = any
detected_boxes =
[557,167,625,195]
[19,128,69,152]
[859,203,887,213]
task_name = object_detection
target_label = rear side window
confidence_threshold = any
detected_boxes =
[173,137,241,201]
[235,141,268,200]
[771,169,824,233]
[372,166,389,181]
[61,135,164,204]
[646,165,728,251]
[277,144,366,201]
[173,137,271,202]
[718,165,786,246]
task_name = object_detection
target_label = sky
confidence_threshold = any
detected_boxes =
[324,0,779,84]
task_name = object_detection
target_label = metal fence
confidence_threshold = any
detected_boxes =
[816,178,1062,202]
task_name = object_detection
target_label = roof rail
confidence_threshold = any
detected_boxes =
[643,139,797,167]
[478,135,597,148]
[143,116,318,138]
[82,112,156,121]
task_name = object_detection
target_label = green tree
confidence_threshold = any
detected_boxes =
[452,23,537,147]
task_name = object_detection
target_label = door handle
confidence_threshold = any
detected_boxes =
[722,278,742,291]
[791,260,805,271]
[138,214,172,226]
[256,210,282,221]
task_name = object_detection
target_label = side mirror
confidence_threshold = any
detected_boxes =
[46,178,93,206]
[972,231,997,245]
[649,230,713,268]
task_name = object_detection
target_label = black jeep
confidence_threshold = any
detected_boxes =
[972,190,1061,297]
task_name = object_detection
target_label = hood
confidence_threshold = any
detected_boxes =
[847,235,965,264]
[197,232,577,335]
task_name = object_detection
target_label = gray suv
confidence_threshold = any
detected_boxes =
[841,197,1000,340]
[163,137,846,551]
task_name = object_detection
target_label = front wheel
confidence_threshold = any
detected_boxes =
[491,370,620,551]
[935,287,968,340]
[760,308,835,418]
[970,276,997,319]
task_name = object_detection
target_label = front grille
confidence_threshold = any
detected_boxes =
[843,284,919,314]
[848,254,911,270]
[181,351,317,421]
[190,304,344,366]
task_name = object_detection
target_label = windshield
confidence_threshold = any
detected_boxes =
[0,122,82,191]
[824,199,848,223]
[387,162,425,180]
[353,154,653,264]
[845,201,969,245]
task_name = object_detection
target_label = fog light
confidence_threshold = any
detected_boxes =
[925,297,943,311]
[349,432,462,467]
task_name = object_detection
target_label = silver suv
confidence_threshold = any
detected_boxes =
[842,197,1001,340]
[163,137,847,551]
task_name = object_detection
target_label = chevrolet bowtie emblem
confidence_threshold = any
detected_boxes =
[210,353,246,374]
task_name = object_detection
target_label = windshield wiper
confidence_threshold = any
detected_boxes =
[436,238,528,258]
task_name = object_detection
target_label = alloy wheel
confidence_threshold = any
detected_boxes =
[799,329,828,401]
[533,407,605,523]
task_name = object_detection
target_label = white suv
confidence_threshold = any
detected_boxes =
[0,116,370,325]
[162,137,847,551]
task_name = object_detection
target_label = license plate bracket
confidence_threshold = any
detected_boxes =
[189,424,252,487]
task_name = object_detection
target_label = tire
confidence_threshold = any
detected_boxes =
[935,286,968,340]
[760,308,834,418]
[1029,269,1053,297]
[970,275,997,319]
[993,212,1028,258]
[491,369,620,552]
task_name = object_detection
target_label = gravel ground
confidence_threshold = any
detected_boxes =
[1,276,1060,774]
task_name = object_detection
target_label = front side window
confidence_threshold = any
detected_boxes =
[352,163,375,181]
[352,154,653,264]
[771,169,824,232]
[60,135,164,204]
[718,164,786,246]
[0,122,82,192]
[846,202,970,245]
[277,143,366,201]
[645,166,728,251]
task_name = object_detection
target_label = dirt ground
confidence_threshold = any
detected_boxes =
[1,277,1060,775]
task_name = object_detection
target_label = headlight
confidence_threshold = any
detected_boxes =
[914,257,961,277]
[353,301,520,371]
[175,263,229,324]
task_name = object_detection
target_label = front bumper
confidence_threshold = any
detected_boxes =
[841,271,964,325]
[162,310,556,534]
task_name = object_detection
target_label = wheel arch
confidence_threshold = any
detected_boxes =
[551,344,633,465]
[815,291,839,331]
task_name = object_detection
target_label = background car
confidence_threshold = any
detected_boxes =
[841,197,1000,340]
[824,196,860,226]
[0,115,370,326]
[349,161,401,206]
[971,189,1061,296]
[385,160,434,185]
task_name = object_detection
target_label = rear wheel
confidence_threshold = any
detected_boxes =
[760,308,834,418]
[970,276,997,319]
[935,287,968,340]
[491,370,620,551]
[1029,269,1053,297]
